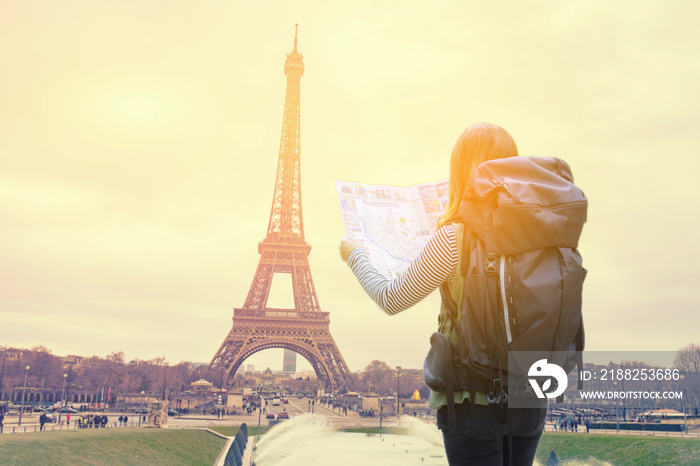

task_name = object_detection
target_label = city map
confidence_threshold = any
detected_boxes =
[335,178,449,278]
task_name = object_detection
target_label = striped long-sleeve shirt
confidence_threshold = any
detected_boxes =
[346,223,459,315]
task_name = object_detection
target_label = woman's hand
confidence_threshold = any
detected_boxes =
[339,238,365,262]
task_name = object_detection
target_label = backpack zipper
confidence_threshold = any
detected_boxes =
[495,200,587,210]
[499,255,513,343]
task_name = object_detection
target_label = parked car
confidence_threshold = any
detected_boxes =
[167,409,178,416]
[134,408,149,414]
[266,413,275,419]
[282,398,289,404]
[60,407,78,413]
[277,412,289,420]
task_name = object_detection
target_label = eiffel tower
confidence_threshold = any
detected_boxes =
[210,26,353,392]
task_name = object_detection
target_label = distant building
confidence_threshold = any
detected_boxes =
[191,379,215,394]
[246,364,255,373]
[247,367,294,386]
[283,350,297,373]
[1,347,22,361]
[64,355,84,367]
[294,370,317,381]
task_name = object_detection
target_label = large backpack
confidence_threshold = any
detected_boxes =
[424,156,587,422]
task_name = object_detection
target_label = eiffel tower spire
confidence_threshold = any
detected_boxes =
[210,26,352,392]
[267,23,305,243]
[244,25,316,311]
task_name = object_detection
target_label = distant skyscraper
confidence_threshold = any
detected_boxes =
[283,349,297,373]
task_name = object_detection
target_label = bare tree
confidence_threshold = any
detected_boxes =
[27,346,63,389]
[674,343,700,372]
[360,360,394,395]
[675,343,700,414]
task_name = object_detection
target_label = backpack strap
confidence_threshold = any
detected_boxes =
[439,282,459,325]
[461,223,470,277]
[438,282,460,440]
[442,329,458,442]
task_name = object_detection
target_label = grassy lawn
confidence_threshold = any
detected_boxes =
[0,427,225,466]
[536,433,700,465]
[335,427,700,465]
[337,428,700,464]
[4,425,699,465]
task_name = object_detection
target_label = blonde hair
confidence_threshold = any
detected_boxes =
[437,122,519,228]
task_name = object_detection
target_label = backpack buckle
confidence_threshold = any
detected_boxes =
[486,252,497,276]
[487,377,507,404]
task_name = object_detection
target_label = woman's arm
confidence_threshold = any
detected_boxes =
[343,224,458,315]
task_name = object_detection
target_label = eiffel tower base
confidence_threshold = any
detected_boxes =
[211,308,352,392]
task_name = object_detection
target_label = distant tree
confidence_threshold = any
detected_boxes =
[148,356,166,367]
[396,370,426,399]
[27,346,63,389]
[200,366,226,388]
[137,375,152,393]
[122,361,143,393]
[675,343,700,414]
[360,360,394,395]
[122,359,157,394]
[168,361,194,395]
[79,356,110,389]
[674,343,700,372]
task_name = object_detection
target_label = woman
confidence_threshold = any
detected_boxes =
[339,122,545,465]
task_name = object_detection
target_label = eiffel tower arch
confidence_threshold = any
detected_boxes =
[210,26,353,392]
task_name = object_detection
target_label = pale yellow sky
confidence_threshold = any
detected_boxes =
[1,1,699,373]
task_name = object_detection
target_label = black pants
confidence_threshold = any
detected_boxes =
[437,402,546,466]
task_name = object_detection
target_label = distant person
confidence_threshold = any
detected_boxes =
[39,413,47,431]
[123,415,129,426]
[118,415,124,427]
[0,410,4,433]
[340,123,586,465]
